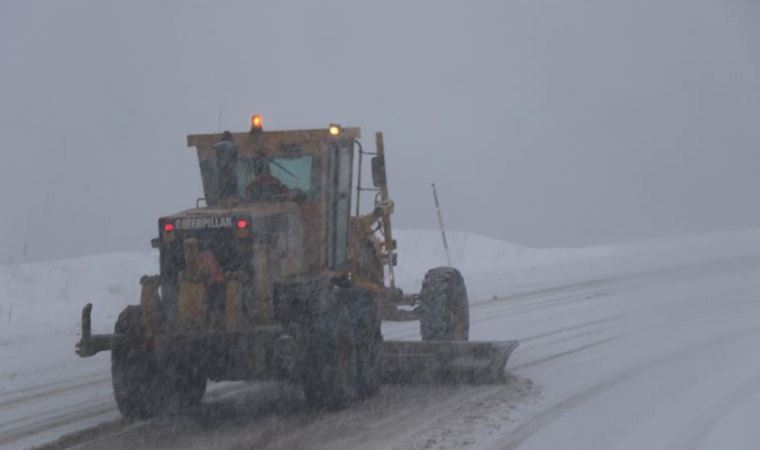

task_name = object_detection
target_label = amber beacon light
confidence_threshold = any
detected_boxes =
[251,114,263,131]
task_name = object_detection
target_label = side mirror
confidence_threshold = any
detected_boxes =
[371,156,386,188]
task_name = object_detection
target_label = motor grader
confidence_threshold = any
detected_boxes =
[76,116,518,418]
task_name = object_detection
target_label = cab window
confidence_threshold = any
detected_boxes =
[235,156,314,199]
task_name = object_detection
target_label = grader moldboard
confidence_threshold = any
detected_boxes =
[76,117,519,418]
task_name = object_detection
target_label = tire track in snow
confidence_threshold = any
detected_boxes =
[489,289,613,317]
[0,381,258,449]
[388,282,619,342]
[0,372,107,400]
[510,335,624,372]
[0,401,115,447]
[0,375,111,412]
[670,370,760,450]
[498,324,760,450]
[518,315,621,344]
[519,323,620,352]
[510,280,760,374]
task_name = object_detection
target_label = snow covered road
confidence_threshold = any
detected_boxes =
[495,256,760,449]
[1,230,759,449]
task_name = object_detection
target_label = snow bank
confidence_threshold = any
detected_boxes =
[2,229,759,343]
[0,252,157,340]
[393,229,600,298]
[0,230,556,341]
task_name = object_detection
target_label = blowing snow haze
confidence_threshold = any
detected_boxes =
[1,0,759,262]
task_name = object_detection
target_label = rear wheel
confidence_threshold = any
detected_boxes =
[112,306,163,419]
[352,290,382,399]
[418,267,469,341]
[301,296,358,409]
[300,285,382,409]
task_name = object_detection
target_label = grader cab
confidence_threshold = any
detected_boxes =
[76,117,518,418]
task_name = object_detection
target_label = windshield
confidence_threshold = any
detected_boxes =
[235,155,314,201]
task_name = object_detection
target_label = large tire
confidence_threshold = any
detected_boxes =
[352,290,382,399]
[418,267,470,341]
[111,306,206,419]
[301,296,358,409]
[112,305,162,419]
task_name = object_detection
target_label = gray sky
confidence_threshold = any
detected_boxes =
[1,0,759,262]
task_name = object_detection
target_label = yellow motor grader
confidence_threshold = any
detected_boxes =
[76,116,518,418]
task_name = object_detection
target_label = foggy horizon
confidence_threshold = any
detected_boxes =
[2,0,759,262]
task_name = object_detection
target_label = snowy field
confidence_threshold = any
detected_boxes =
[1,229,760,449]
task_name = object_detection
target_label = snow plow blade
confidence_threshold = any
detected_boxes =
[380,340,519,384]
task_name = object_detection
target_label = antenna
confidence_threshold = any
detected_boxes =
[217,104,224,133]
[431,183,452,266]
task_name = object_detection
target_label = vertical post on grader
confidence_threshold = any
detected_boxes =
[375,132,396,289]
[431,183,452,266]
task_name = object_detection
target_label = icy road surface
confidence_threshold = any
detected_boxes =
[1,230,759,449]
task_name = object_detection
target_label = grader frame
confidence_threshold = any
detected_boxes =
[76,120,518,417]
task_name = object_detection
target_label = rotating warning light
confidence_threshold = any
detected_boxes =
[236,219,249,229]
[251,114,263,131]
[329,123,341,136]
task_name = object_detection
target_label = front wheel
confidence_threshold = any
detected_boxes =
[112,305,164,419]
[418,267,469,341]
[111,306,206,419]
